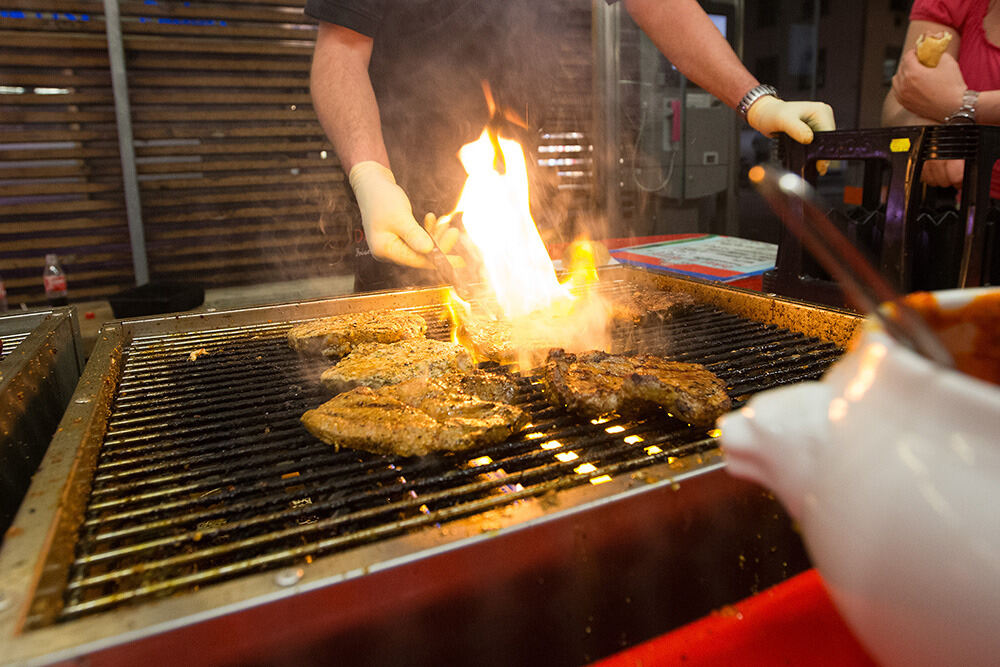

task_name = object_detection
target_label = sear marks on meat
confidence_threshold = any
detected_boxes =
[301,376,529,456]
[610,286,698,325]
[320,338,473,394]
[287,310,427,359]
[540,349,731,426]
[448,368,522,404]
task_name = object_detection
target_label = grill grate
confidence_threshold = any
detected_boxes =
[59,301,842,620]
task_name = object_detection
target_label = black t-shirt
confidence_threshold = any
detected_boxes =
[305,0,558,215]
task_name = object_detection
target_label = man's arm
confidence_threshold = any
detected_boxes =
[622,0,753,109]
[622,0,835,149]
[310,22,434,268]
[310,22,388,172]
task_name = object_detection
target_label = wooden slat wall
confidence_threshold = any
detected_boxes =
[119,0,345,292]
[0,9,133,305]
[1,0,596,307]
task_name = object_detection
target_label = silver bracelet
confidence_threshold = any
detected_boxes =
[737,84,778,120]
[945,89,978,125]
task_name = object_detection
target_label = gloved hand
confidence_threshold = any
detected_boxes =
[746,96,836,175]
[349,161,434,268]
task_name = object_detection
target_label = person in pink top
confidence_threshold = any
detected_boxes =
[883,0,1000,196]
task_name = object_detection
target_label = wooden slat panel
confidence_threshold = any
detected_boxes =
[0,146,120,161]
[128,91,313,104]
[0,91,112,105]
[132,124,325,139]
[1,110,117,123]
[127,72,307,87]
[139,171,339,190]
[12,0,307,23]
[0,233,128,251]
[124,34,313,56]
[0,17,107,34]
[1,164,118,178]
[135,157,330,174]
[0,127,118,142]
[142,187,341,206]
[133,139,328,158]
[0,181,121,197]
[0,198,123,216]
[0,29,106,48]
[0,73,111,89]
[128,54,309,72]
[144,203,317,225]
[130,109,310,121]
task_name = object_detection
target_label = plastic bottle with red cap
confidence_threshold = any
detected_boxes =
[43,253,69,306]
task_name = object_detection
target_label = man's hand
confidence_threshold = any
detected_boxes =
[746,96,836,174]
[349,161,434,268]
[746,96,836,143]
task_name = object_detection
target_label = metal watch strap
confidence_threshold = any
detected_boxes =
[737,84,778,119]
[945,89,979,125]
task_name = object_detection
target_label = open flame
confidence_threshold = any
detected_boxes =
[441,123,610,369]
[451,128,571,318]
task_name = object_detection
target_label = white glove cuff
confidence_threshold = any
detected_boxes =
[348,161,396,191]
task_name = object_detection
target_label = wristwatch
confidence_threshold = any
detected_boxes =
[737,84,779,120]
[945,89,979,125]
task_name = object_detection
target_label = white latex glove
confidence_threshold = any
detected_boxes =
[747,95,836,175]
[349,161,434,268]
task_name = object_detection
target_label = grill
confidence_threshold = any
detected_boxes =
[0,307,84,540]
[0,269,861,666]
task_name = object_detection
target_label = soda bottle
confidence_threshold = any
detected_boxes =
[0,273,7,312]
[43,253,68,306]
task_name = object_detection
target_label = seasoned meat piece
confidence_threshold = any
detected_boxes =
[287,310,427,359]
[458,317,565,365]
[301,377,529,456]
[541,349,731,426]
[451,369,521,404]
[320,338,473,393]
[610,286,697,325]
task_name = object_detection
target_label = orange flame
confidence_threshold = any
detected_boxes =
[442,125,610,369]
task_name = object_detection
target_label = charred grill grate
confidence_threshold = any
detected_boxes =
[59,301,843,621]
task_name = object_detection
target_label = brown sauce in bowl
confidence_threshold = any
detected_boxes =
[903,291,1000,385]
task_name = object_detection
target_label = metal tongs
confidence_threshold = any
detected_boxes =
[750,164,954,368]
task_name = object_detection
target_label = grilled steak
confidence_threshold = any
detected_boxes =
[458,316,564,365]
[450,368,522,403]
[320,338,473,393]
[301,376,529,456]
[287,310,427,359]
[610,286,697,325]
[540,349,731,426]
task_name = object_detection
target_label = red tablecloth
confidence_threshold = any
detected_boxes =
[591,569,879,667]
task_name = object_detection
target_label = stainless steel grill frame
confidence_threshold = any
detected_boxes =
[0,307,84,541]
[0,269,862,666]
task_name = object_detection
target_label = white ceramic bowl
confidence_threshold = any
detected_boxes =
[719,286,1000,667]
